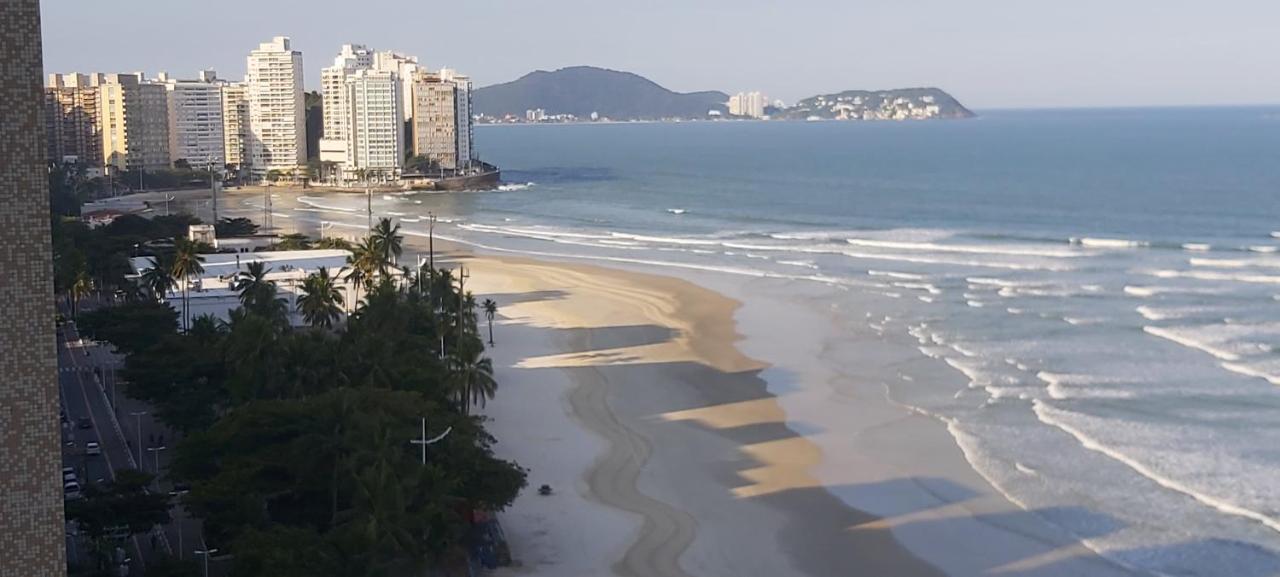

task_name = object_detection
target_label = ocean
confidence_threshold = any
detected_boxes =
[294,109,1280,576]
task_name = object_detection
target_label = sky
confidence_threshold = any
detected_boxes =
[40,0,1280,110]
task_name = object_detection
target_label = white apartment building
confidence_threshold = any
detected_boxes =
[373,50,421,128]
[160,70,226,170]
[728,91,766,119]
[221,82,249,170]
[319,43,373,169]
[346,69,403,176]
[246,36,305,180]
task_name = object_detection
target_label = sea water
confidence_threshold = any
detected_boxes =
[295,109,1280,576]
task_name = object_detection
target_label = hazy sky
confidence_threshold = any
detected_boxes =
[40,0,1280,109]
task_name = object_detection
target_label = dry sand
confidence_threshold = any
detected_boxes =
[460,252,944,577]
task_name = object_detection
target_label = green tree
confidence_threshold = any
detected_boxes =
[66,469,172,574]
[141,256,177,302]
[70,269,94,320]
[297,267,345,329]
[215,217,259,237]
[78,301,179,356]
[369,218,403,278]
[233,261,287,323]
[170,238,205,332]
[447,340,497,415]
[482,299,498,346]
[275,233,314,251]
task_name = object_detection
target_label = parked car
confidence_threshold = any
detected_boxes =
[85,441,101,456]
[63,481,81,500]
[62,469,77,484]
[77,417,92,430]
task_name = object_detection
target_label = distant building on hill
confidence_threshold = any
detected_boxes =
[728,91,766,119]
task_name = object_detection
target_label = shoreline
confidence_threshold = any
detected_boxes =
[172,189,1142,575]
[450,246,945,576]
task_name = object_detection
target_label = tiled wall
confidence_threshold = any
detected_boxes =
[0,0,68,575]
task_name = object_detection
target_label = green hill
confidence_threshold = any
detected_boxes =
[473,66,728,120]
[780,87,974,120]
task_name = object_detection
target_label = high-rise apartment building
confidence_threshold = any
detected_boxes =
[0,1,67,574]
[411,71,459,169]
[728,91,767,119]
[246,36,305,179]
[160,70,225,169]
[346,69,403,175]
[319,44,374,172]
[98,73,171,173]
[221,82,249,170]
[373,50,422,129]
[411,69,475,171]
[45,73,104,172]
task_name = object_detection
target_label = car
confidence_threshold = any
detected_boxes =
[62,466,75,477]
[63,481,81,500]
[77,417,92,430]
[85,441,101,456]
[63,472,77,484]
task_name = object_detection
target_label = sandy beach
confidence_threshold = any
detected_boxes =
[180,189,1142,576]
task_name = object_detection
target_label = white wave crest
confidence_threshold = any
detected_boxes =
[1069,237,1150,249]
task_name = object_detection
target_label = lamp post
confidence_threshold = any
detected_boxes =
[129,411,147,467]
[427,212,437,273]
[409,417,452,465]
[194,548,218,577]
[147,445,166,475]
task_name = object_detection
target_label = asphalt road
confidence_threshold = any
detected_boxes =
[60,319,216,574]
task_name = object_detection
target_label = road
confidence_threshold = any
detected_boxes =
[59,319,211,574]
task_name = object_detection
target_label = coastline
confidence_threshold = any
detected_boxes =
[180,189,1144,575]
[451,247,944,576]
[434,236,1142,577]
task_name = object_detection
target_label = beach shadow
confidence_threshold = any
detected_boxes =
[483,290,571,307]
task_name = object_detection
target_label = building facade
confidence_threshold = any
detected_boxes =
[318,44,374,171]
[442,69,474,168]
[346,69,403,176]
[246,36,305,179]
[221,82,249,171]
[0,1,67,574]
[728,91,766,119]
[411,72,459,169]
[161,70,225,169]
[98,73,171,174]
[45,73,103,172]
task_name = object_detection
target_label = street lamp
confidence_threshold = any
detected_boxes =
[147,445,167,475]
[194,548,218,577]
[409,417,452,465]
[129,411,147,467]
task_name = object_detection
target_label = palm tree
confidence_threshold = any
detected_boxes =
[369,218,403,277]
[70,270,93,320]
[141,256,176,302]
[233,261,286,322]
[170,238,205,332]
[447,341,497,415]
[342,239,378,311]
[482,299,498,346]
[297,267,345,329]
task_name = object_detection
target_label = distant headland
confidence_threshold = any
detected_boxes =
[473,66,974,123]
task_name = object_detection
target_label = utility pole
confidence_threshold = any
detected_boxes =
[367,187,373,232]
[409,417,452,465]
